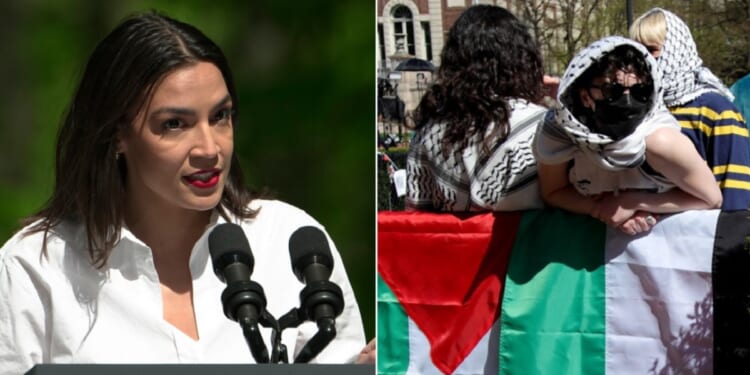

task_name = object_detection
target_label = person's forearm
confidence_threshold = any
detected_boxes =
[542,185,599,216]
[623,188,721,213]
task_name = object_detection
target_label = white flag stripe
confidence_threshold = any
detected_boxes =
[406,318,500,374]
[605,210,717,375]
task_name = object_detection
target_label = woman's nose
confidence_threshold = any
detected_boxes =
[191,123,220,158]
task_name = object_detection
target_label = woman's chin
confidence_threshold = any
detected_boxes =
[183,193,224,212]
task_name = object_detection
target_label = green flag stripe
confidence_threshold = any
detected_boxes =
[378,274,409,374]
[499,209,607,375]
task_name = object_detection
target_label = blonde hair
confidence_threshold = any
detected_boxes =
[629,9,666,46]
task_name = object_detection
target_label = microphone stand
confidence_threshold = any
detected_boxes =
[221,281,290,364]
[221,280,272,363]
[262,311,288,364]
[276,280,344,363]
[238,312,267,363]
[277,307,321,363]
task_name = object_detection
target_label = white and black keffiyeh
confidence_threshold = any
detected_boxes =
[535,36,670,171]
[534,36,679,196]
[407,99,547,211]
[656,8,734,106]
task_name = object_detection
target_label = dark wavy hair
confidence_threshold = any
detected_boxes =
[414,5,544,155]
[23,12,261,267]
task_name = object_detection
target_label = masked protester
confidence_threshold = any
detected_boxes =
[534,36,721,235]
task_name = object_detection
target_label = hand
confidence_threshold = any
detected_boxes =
[355,338,376,364]
[543,75,560,85]
[618,211,658,235]
[590,193,637,227]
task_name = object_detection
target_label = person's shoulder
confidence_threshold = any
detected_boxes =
[731,74,750,91]
[0,220,75,268]
[506,99,549,140]
[408,122,444,157]
[534,106,565,138]
[412,121,445,140]
[510,99,548,118]
[249,199,308,216]
[244,199,322,228]
[648,105,680,125]
[644,127,690,164]
[692,91,740,112]
[1,222,45,258]
[236,199,332,248]
[408,124,428,144]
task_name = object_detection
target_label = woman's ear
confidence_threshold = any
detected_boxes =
[115,129,127,156]
[116,138,124,154]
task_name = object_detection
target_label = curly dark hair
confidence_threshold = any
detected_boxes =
[414,5,544,155]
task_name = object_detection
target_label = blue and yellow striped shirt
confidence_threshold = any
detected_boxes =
[671,92,750,210]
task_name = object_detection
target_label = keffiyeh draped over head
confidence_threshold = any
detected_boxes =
[535,36,670,171]
[657,8,734,106]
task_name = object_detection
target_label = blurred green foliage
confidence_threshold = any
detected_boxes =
[0,1,374,341]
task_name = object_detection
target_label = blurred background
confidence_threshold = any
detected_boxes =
[0,0,375,342]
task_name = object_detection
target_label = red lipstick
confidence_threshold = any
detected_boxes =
[184,169,221,189]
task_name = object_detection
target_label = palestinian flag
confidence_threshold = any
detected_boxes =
[377,209,750,374]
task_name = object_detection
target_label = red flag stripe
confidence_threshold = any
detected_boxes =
[378,211,522,374]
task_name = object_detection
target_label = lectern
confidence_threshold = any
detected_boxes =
[25,364,374,375]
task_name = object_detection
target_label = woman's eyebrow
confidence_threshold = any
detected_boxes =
[211,94,232,112]
[150,107,195,117]
[149,94,232,118]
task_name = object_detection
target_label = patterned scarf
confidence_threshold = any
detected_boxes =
[656,8,734,106]
[535,36,673,171]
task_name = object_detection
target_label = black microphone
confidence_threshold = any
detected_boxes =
[208,223,269,363]
[288,226,344,363]
[290,226,334,284]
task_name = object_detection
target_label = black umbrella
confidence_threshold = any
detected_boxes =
[394,58,434,72]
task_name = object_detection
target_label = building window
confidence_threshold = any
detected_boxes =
[378,23,386,62]
[392,5,415,56]
[421,21,432,61]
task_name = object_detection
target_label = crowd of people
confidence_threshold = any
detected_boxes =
[406,5,750,236]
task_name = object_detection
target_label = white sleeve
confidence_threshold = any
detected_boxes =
[533,108,577,165]
[0,249,49,374]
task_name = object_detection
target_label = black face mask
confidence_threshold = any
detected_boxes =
[589,93,650,141]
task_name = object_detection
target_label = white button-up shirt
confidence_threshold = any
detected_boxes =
[0,200,366,374]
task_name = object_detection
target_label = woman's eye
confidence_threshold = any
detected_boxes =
[162,119,183,131]
[214,109,232,121]
[213,108,233,124]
